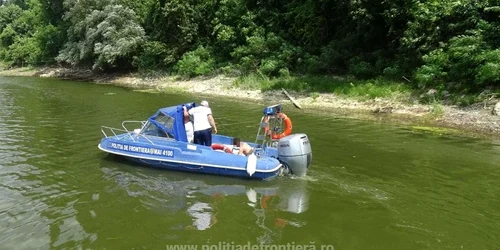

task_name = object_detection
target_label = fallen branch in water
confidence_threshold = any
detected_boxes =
[282,88,302,109]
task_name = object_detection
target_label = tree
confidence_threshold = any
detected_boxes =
[57,0,145,70]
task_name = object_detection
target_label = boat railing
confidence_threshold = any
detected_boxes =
[121,120,147,132]
[100,120,156,145]
[255,115,282,148]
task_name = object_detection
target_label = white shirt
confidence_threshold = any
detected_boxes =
[188,106,212,131]
[184,121,194,143]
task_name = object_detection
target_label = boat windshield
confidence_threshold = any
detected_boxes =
[155,113,175,129]
[142,113,175,138]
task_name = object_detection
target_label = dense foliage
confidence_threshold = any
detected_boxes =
[0,0,499,94]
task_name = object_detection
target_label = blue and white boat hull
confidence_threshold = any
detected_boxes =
[98,136,283,180]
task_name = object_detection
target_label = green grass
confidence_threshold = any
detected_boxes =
[0,61,10,70]
[233,73,500,108]
[232,72,272,90]
[310,92,320,101]
[428,101,444,118]
[233,73,412,100]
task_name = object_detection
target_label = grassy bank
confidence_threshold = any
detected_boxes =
[233,73,500,108]
[234,74,412,102]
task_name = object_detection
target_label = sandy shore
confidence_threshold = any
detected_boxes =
[2,66,499,138]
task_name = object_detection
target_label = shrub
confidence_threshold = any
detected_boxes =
[258,58,280,76]
[279,68,290,78]
[231,30,301,77]
[382,66,400,79]
[476,49,500,87]
[132,41,173,71]
[446,35,484,83]
[297,53,322,74]
[175,45,214,77]
[0,25,17,47]
[5,36,41,66]
[32,24,64,64]
[348,58,376,79]
[414,33,496,92]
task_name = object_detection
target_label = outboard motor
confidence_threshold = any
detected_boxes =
[277,133,312,177]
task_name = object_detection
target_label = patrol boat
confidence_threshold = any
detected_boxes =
[98,102,312,180]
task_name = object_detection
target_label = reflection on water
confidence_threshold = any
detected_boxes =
[101,156,310,234]
[187,202,213,230]
[100,155,310,242]
[276,181,309,214]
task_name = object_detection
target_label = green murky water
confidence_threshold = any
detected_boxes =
[1,76,499,250]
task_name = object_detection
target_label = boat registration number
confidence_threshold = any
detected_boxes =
[110,143,174,157]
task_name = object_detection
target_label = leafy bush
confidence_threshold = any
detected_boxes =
[296,53,322,74]
[0,25,18,48]
[310,40,349,74]
[446,35,485,83]
[279,68,290,78]
[4,36,40,65]
[348,58,377,79]
[175,46,214,77]
[382,66,400,79]
[414,49,449,88]
[3,29,62,66]
[133,41,173,71]
[31,24,64,64]
[476,49,500,87]
[259,58,280,76]
[414,33,499,92]
[231,30,301,77]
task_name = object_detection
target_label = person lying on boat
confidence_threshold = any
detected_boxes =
[231,137,254,156]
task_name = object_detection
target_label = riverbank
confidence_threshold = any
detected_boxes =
[1,66,499,138]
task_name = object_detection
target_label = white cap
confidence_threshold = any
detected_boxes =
[200,100,209,107]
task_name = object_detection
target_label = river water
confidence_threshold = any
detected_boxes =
[0,76,499,250]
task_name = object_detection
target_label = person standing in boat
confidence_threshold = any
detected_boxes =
[183,100,217,146]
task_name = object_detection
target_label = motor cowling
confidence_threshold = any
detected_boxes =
[277,133,312,177]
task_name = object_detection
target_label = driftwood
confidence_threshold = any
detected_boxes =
[281,88,303,109]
